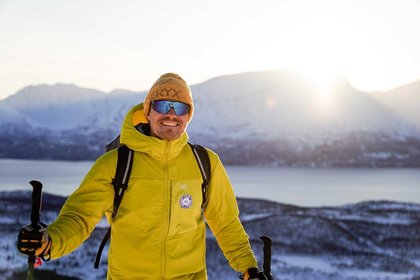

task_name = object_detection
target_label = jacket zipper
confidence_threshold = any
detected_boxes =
[160,141,170,278]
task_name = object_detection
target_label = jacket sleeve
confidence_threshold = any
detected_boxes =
[203,152,258,273]
[47,152,116,259]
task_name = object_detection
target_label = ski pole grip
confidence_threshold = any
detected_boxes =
[260,235,272,277]
[27,180,43,278]
[29,180,43,226]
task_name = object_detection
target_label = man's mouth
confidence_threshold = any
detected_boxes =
[160,120,179,127]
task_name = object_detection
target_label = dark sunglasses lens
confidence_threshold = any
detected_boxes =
[152,101,189,116]
[172,102,190,115]
[152,101,170,114]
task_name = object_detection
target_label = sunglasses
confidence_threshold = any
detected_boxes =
[151,100,190,116]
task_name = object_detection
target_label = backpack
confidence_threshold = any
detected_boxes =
[94,142,211,268]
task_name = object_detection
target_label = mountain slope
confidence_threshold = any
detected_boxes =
[366,80,420,130]
[1,191,419,279]
[2,84,145,131]
[0,70,419,166]
[190,71,414,139]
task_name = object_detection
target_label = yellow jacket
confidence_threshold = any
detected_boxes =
[48,104,257,279]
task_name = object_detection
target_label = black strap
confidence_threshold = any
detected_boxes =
[105,135,121,152]
[112,145,134,219]
[189,143,211,208]
[94,228,110,269]
[94,145,134,269]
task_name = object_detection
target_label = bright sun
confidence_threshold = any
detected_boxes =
[302,69,341,119]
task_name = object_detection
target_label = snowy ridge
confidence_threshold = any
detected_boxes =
[366,80,420,130]
[1,191,419,279]
[190,71,414,139]
[1,70,420,166]
[2,84,144,131]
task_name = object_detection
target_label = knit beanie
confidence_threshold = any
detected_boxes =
[143,73,194,122]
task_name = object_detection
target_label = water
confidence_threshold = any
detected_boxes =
[225,166,420,206]
[1,159,419,207]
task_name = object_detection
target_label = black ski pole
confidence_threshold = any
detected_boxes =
[260,235,274,279]
[27,180,43,280]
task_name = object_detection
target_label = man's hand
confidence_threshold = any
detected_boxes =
[243,267,268,280]
[17,222,51,258]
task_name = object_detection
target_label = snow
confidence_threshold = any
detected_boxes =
[366,80,420,130]
[240,213,273,222]
[1,83,141,131]
[340,269,413,279]
[1,191,420,279]
[0,216,15,224]
[273,254,417,279]
[1,70,418,138]
[336,214,414,225]
[1,71,420,166]
[96,217,110,228]
[0,103,25,124]
[278,254,337,273]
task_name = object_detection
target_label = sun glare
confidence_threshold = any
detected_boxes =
[243,0,410,119]
[312,94,339,120]
[265,97,277,108]
[301,69,341,96]
[227,0,418,92]
[1,1,419,98]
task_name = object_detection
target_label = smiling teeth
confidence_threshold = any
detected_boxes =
[161,121,178,127]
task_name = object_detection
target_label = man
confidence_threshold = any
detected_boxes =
[18,73,267,279]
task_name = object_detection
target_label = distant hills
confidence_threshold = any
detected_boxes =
[1,70,419,166]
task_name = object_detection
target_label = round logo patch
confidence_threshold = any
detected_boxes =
[179,194,193,209]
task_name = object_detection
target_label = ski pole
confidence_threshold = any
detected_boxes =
[27,180,43,280]
[260,235,274,279]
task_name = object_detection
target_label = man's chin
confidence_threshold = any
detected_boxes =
[159,131,183,141]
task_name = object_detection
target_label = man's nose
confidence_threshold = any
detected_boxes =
[166,107,176,116]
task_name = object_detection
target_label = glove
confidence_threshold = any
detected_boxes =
[17,222,51,260]
[243,267,268,280]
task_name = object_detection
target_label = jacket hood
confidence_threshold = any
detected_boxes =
[120,103,189,161]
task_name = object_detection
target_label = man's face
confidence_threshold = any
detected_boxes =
[147,101,189,141]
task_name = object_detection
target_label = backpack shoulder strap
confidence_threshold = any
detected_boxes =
[112,145,134,219]
[105,135,121,152]
[188,143,211,209]
[94,145,134,269]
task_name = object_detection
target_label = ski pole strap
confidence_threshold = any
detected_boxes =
[189,143,211,209]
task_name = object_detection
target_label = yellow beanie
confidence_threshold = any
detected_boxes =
[143,73,194,122]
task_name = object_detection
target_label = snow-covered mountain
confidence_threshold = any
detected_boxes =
[1,191,419,279]
[366,80,420,130]
[1,70,420,166]
[2,83,143,131]
[190,71,415,138]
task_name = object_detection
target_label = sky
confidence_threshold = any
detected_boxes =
[1,0,420,99]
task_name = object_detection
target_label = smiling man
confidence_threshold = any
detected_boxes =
[147,100,189,140]
[17,73,269,280]
[144,75,193,141]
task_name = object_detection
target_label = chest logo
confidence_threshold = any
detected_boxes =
[179,194,193,209]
